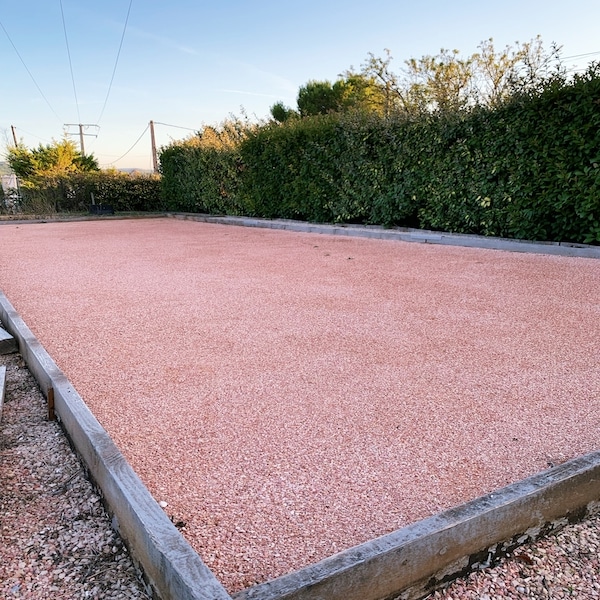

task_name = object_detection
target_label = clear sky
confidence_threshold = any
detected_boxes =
[2,0,599,170]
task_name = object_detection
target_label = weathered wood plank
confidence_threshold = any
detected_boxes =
[0,291,232,600]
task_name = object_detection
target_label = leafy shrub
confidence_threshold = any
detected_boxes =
[239,115,338,221]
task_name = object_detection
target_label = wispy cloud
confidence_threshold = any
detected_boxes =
[216,89,287,100]
[128,25,198,56]
[215,59,298,101]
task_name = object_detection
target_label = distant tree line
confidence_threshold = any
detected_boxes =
[271,36,563,120]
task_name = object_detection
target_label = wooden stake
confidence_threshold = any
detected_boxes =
[48,386,55,421]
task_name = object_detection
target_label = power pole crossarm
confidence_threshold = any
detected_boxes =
[64,123,98,156]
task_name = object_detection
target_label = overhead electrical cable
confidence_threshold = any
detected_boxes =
[111,123,149,165]
[153,121,198,132]
[0,18,63,123]
[60,0,81,123]
[562,50,600,60]
[561,50,600,74]
[11,126,52,144]
[97,0,134,124]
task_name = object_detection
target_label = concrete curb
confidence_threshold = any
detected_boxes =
[2,212,598,258]
[166,213,600,259]
[1,273,599,600]
[0,291,232,600]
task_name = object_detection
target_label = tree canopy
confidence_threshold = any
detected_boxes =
[270,36,564,120]
[7,139,99,182]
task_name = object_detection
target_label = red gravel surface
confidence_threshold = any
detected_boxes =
[0,218,599,593]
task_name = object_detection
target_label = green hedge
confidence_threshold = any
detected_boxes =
[160,144,245,215]
[159,67,600,244]
[17,171,163,214]
[413,72,600,242]
[159,121,249,215]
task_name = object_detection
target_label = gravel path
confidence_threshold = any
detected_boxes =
[0,350,151,599]
[2,331,600,599]
[0,217,599,595]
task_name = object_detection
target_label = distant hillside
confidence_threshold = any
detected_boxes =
[119,168,154,175]
[0,162,153,176]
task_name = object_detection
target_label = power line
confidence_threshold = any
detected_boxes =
[153,121,198,132]
[562,50,600,60]
[97,0,134,124]
[110,123,150,165]
[64,123,99,156]
[10,125,52,144]
[561,50,600,75]
[60,0,81,123]
[0,18,63,123]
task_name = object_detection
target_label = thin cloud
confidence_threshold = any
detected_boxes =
[250,67,297,95]
[217,89,289,100]
[223,58,298,95]
[128,25,198,56]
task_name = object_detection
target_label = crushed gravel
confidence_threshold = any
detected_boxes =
[0,349,152,600]
[0,218,599,596]
[2,332,600,599]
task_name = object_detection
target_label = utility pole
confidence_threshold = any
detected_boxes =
[11,125,18,147]
[64,124,98,156]
[79,124,85,156]
[149,120,158,173]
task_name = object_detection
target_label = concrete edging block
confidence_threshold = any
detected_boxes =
[166,213,600,259]
[0,290,232,600]
[0,326,18,354]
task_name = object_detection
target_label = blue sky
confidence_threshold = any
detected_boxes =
[2,0,600,170]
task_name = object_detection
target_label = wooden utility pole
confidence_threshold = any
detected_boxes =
[64,124,98,156]
[79,124,85,156]
[149,120,158,173]
[11,125,18,147]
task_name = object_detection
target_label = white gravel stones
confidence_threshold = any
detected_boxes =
[429,510,600,599]
[0,351,151,600]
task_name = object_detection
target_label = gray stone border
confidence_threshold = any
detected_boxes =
[165,213,600,259]
[1,216,599,599]
[0,325,17,354]
[1,212,598,259]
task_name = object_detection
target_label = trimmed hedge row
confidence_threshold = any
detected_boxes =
[160,144,245,215]
[159,67,600,244]
[15,171,163,214]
